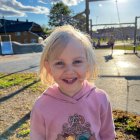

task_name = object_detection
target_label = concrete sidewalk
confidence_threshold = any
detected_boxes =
[94,50,140,115]
[95,49,140,77]
[0,49,140,76]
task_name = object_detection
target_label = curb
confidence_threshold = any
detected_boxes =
[99,75,140,80]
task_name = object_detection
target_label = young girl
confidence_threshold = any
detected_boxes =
[30,25,116,140]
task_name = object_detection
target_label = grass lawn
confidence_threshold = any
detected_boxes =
[96,45,140,51]
[0,73,140,139]
[114,45,140,51]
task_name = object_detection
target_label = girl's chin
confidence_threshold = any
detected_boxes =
[60,90,79,97]
[59,85,83,96]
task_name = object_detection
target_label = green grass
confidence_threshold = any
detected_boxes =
[0,73,38,89]
[0,73,46,94]
[114,45,140,51]
[17,122,30,138]
[17,129,30,137]
[113,110,140,138]
[96,45,140,51]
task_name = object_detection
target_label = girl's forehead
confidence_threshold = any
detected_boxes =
[48,38,86,61]
[57,38,84,51]
[65,39,85,51]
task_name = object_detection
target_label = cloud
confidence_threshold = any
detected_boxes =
[0,0,50,17]
[0,5,26,17]
[0,0,83,18]
[38,0,84,6]
[62,0,84,6]
[38,0,48,4]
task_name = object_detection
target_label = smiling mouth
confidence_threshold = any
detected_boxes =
[62,78,77,84]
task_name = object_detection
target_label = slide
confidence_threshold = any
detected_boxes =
[1,41,13,55]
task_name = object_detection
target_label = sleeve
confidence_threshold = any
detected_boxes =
[99,94,116,140]
[30,104,46,140]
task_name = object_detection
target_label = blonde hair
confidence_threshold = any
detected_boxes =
[39,25,98,85]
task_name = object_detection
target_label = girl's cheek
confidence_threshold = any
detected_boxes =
[79,66,88,72]
[51,69,63,76]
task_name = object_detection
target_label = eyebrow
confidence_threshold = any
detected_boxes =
[54,56,86,60]
[73,57,86,60]
[52,56,86,62]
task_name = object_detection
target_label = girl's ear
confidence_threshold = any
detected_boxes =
[45,61,51,75]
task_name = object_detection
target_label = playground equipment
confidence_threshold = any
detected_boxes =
[85,0,109,34]
[86,0,140,54]
[0,35,13,55]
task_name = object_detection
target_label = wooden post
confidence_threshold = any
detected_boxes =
[85,0,90,34]
[134,16,137,53]
[90,19,92,38]
[134,16,140,53]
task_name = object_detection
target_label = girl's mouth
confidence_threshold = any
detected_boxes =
[62,78,77,84]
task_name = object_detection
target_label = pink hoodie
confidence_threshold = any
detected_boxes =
[30,80,115,140]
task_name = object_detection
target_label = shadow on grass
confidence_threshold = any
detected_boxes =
[0,65,38,79]
[0,80,39,103]
[0,112,30,139]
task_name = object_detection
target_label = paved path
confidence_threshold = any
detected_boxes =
[95,50,140,115]
[0,53,41,73]
[0,50,140,114]
[96,49,140,77]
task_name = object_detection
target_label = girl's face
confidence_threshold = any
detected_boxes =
[46,39,88,97]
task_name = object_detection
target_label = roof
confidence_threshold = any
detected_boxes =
[0,19,24,26]
[0,22,34,33]
[0,19,42,33]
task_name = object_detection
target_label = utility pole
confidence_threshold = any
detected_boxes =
[134,16,140,53]
[134,17,137,45]
[85,0,90,34]
[90,19,93,37]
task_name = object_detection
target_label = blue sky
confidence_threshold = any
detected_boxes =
[1,0,140,28]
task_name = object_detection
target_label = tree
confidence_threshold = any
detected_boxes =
[41,24,52,35]
[48,2,72,27]
[73,13,86,32]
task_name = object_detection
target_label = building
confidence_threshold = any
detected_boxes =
[0,18,45,43]
[92,26,140,42]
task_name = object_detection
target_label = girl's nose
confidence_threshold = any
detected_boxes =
[64,64,74,74]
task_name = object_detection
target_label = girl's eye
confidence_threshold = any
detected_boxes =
[54,61,64,68]
[55,61,64,65]
[73,60,83,65]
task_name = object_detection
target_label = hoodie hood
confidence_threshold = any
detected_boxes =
[43,80,96,104]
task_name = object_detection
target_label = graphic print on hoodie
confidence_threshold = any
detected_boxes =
[56,113,96,140]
